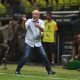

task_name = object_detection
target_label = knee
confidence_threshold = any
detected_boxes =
[41,53,48,59]
[22,53,28,59]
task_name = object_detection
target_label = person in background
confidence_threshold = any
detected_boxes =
[71,11,80,71]
[42,11,58,65]
[72,33,80,61]
[0,21,9,64]
[16,10,55,75]
[72,33,80,71]
[8,14,20,61]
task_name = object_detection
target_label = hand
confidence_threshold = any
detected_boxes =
[70,58,74,61]
[35,22,44,32]
[35,22,40,28]
[74,55,78,59]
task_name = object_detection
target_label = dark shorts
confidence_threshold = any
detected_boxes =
[42,42,56,54]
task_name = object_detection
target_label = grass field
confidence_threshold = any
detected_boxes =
[0,64,80,80]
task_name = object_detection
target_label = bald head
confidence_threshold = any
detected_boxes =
[32,10,40,20]
[32,10,40,14]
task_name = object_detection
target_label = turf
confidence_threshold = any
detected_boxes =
[0,64,80,80]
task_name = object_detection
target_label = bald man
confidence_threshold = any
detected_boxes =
[16,10,55,75]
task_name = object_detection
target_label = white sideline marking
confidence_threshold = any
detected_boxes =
[0,72,79,80]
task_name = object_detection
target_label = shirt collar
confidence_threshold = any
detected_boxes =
[32,18,39,22]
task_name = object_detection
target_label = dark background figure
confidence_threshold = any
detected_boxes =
[7,14,27,61]
[7,14,22,61]
[70,11,80,62]
[0,25,9,64]
[71,11,80,61]
[1,0,25,14]
[72,33,80,60]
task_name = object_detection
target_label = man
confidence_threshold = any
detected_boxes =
[42,11,58,64]
[16,10,55,75]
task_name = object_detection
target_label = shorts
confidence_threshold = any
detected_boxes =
[42,42,56,54]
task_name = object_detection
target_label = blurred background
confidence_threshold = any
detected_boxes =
[0,0,80,12]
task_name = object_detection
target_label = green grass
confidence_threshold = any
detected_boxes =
[0,64,80,80]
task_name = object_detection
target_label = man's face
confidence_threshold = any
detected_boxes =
[46,14,52,19]
[32,10,40,20]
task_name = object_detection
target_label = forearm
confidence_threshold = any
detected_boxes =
[35,22,44,32]
[38,25,44,32]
